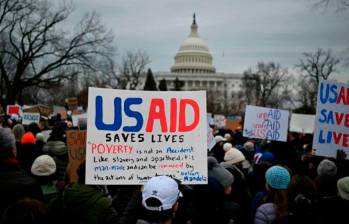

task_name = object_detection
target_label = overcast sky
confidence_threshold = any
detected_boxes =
[62,0,349,82]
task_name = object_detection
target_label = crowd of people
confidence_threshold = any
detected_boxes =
[0,114,349,224]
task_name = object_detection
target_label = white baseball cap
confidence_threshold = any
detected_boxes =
[142,176,182,211]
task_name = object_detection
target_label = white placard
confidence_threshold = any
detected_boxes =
[290,113,315,134]
[72,113,87,127]
[313,80,349,159]
[22,112,40,125]
[86,87,208,185]
[213,114,226,129]
[243,105,289,142]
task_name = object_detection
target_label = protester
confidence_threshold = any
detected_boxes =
[254,165,290,224]
[17,131,42,174]
[12,123,25,152]
[31,155,58,203]
[1,198,49,224]
[0,128,43,216]
[62,162,119,224]
[136,176,182,224]
[43,126,68,181]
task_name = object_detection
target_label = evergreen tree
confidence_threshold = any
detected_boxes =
[143,69,157,91]
[173,77,184,91]
[158,78,168,91]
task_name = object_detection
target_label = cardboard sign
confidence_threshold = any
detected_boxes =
[313,80,349,158]
[290,113,315,134]
[66,130,87,183]
[6,105,21,115]
[243,105,289,142]
[86,87,207,185]
[22,112,40,125]
[66,97,78,111]
[225,115,242,131]
[23,105,52,117]
[213,114,226,129]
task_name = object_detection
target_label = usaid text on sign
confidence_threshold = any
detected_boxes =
[86,88,208,185]
[313,81,349,158]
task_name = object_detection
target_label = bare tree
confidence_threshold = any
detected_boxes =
[116,50,150,90]
[242,62,289,108]
[313,0,349,11]
[295,48,340,113]
[298,48,340,85]
[0,0,114,106]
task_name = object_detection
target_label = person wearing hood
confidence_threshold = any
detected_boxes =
[62,162,119,224]
[17,132,42,174]
[221,145,251,223]
[43,126,68,181]
[0,128,43,216]
[192,156,238,224]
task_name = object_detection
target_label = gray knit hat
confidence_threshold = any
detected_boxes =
[317,159,337,177]
[0,128,16,152]
[208,156,234,188]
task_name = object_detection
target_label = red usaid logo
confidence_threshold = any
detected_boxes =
[95,97,200,133]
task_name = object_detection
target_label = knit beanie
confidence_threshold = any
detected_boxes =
[0,128,16,152]
[35,133,45,143]
[208,156,234,188]
[243,141,254,152]
[21,132,35,145]
[223,148,245,165]
[12,124,25,142]
[223,142,233,152]
[337,176,349,201]
[31,155,56,176]
[317,159,337,177]
[265,165,290,190]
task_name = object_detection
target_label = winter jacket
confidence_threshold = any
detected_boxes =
[62,183,118,224]
[254,203,276,224]
[0,159,43,215]
[43,140,68,180]
[17,143,42,174]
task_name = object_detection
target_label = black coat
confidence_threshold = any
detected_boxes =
[0,161,43,216]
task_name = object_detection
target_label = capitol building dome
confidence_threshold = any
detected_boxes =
[171,14,216,73]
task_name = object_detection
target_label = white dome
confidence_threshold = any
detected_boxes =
[171,15,216,73]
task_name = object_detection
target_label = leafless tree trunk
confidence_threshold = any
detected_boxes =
[0,0,114,106]
[242,62,289,108]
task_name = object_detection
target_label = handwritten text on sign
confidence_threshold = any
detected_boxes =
[22,112,40,125]
[313,80,349,158]
[243,105,289,142]
[66,130,86,183]
[86,88,207,185]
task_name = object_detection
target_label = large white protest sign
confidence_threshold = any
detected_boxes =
[22,112,40,125]
[313,80,349,159]
[86,87,207,185]
[243,105,289,142]
[290,113,315,134]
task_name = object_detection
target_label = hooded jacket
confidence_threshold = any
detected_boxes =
[63,183,118,224]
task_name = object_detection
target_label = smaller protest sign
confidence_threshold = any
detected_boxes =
[213,114,226,129]
[243,105,289,142]
[290,113,315,134]
[23,105,52,117]
[207,122,216,151]
[66,97,78,111]
[66,130,86,183]
[225,114,242,131]
[72,113,87,127]
[6,105,21,115]
[22,112,40,125]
